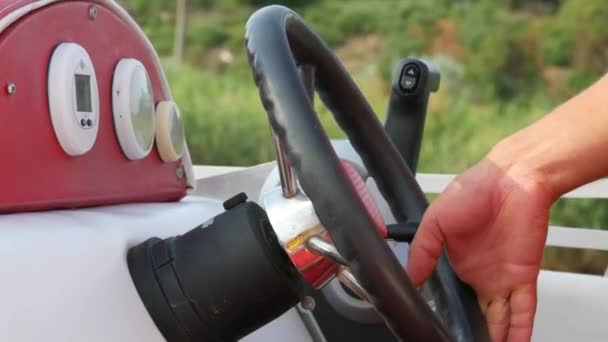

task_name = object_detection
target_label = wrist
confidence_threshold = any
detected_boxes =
[484,74,608,205]
[485,137,557,204]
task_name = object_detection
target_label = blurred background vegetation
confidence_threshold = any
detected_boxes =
[119,0,608,273]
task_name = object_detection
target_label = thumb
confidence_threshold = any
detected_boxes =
[406,209,445,286]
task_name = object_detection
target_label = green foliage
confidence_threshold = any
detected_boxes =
[163,59,275,165]
[558,0,608,72]
[183,9,246,66]
[182,0,318,9]
[454,3,538,101]
[187,19,229,49]
[238,0,319,7]
[303,2,380,45]
[507,0,562,11]
[551,199,608,229]
[564,69,600,94]
[540,19,573,66]
[119,0,175,55]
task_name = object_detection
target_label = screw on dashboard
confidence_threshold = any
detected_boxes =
[6,83,16,95]
[301,296,316,311]
[88,6,98,21]
[175,166,185,180]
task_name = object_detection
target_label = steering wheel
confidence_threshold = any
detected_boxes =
[245,5,490,342]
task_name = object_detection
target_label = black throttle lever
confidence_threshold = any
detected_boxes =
[384,59,440,174]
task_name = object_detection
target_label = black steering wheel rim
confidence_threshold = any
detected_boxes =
[245,5,488,341]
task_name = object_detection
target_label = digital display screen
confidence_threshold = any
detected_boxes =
[75,74,92,112]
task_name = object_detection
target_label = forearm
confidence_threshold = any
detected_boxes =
[488,74,608,200]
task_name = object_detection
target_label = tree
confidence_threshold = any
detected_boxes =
[174,0,186,61]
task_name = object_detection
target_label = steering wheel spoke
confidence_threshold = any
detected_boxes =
[305,235,371,302]
[306,235,348,266]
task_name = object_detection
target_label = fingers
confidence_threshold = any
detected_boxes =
[479,284,537,342]
[406,208,445,286]
[482,296,510,342]
[507,285,536,342]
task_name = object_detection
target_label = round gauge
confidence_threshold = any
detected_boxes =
[155,101,186,163]
[48,43,100,156]
[112,59,156,160]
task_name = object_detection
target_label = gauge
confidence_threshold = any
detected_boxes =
[112,58,156,160]
[48,43,100,156]
[155,101,185,162]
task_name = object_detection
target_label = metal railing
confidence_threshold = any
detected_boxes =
[416,174,608,252]
[193,165,608,257]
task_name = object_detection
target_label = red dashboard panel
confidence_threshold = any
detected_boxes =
[0,1,188,213]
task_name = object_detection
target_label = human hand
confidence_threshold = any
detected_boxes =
[407,158,552,342]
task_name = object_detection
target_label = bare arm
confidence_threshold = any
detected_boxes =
[489,73,608,200]
[407,74,608,342]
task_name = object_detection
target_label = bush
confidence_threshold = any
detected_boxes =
[163,60,275,165]
[302,1,382,45]
[558,0,608,73]
[564,69,602,95]
[238,0,319,7]
[454,3,539,102]
[540,20,573,66]
[185,16,231,65]
[119,0,176,55]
